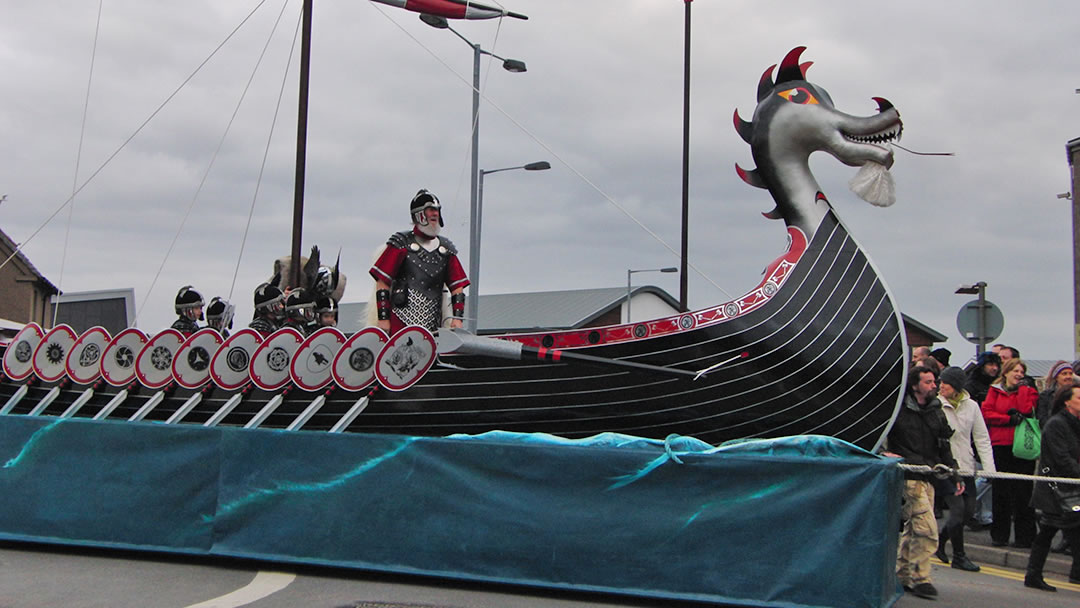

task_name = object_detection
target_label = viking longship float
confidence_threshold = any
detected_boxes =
[1,43,907,452]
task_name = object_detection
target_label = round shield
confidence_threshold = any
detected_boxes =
[375,325,437,392]
[249,327,304,391]
[101,328,148,387]
[32,324,78,383]
[332,326,389,392]
[135,329,184,389]
[65,326,111,385]
[210,328,262,390]
[291,327,346,392]
[172,328,224,389]
[3,322,44,381]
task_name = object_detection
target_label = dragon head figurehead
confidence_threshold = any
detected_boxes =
[734,47,903,237]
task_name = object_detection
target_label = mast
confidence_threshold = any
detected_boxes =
[679,0,691,311]
[291,0,314,287]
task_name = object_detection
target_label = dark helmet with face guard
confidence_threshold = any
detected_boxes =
[175,285,205,317]
[410,189,443,227]
[285,288,314,322]
[254,283,285,319]
[206,297,233,330]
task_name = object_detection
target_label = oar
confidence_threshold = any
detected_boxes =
[438,330,701,379]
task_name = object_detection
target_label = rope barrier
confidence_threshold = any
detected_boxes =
[896,463,1080,486]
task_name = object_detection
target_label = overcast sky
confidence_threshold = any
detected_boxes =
[2,1,1079,364]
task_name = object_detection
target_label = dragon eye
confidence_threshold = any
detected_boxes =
[777,87,819,105]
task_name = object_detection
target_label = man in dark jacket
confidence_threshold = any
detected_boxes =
[885,365,963,599]
[965,351,1001,405]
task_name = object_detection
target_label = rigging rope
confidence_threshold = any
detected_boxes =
[0,0,271,277]
[229,2,306,303]
[369,5,734,300]
[133,0,295,326]
[52,0,104,329]
[896,462,1080,486]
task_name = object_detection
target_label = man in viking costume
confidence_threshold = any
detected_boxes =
[370,189,469,333]
[250,282,285,336]
[171,286,204,335]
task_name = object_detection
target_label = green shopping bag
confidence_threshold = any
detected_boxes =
[1012,416,1041,460]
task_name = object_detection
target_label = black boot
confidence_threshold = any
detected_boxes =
[951,552,980,572]
[1024,575,1057,592]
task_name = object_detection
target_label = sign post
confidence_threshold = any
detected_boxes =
[955,282,1004,359]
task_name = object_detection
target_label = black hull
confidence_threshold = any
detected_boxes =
[0,211,905,450]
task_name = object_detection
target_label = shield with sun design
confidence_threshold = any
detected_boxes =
[32,324,78,383]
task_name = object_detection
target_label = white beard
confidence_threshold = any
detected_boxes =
[416,222,440,238]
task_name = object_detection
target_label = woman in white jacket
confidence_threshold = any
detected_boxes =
[935,366,997,571]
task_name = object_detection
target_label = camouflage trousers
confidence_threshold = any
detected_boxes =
[896,479,939,586]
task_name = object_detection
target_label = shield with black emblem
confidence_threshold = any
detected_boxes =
[250,327,304,391]
[32,324,78,383]
[210,328,262,390]
[291,327,346,392]
[135,329,184,389]
[65,326,111,385]
[332,326,388,392]
[173,328,223,389]
[374,325,437,391]
[101,328,148,387]
[2,322,44,381]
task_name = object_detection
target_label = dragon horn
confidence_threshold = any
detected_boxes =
[776,46,807,84]
[800,61,813,77]
[757,64,777,102]
[735,163,768,189]
[733,109,753,144]
[762,207,783,220]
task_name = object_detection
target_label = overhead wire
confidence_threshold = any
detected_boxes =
[0,0,271,276]
[133,0,295,326]
[229,2,307,303]
[52,0,104,329]
[369,7,733,299]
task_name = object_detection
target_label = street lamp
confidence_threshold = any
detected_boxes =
[626,267,678,324]
[470,161,550,332]
[420,14,528,333]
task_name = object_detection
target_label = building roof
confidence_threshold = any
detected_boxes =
[339,286,952,343]
[0,227,58,294]
[339,285,679,334]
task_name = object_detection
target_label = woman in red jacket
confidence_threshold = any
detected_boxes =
[982,358,1038,548]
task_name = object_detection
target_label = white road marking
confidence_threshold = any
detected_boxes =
[184,571,297,608]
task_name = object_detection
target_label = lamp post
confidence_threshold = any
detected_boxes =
[626,267,678,323]
[420,14,527,333]
[471,161,550,332]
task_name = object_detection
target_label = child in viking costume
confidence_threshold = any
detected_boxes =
[250,283,285,336]
[369,189,469,333]
[171,286,205,335]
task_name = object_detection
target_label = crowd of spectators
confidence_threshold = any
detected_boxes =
[891,343,1080,598]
